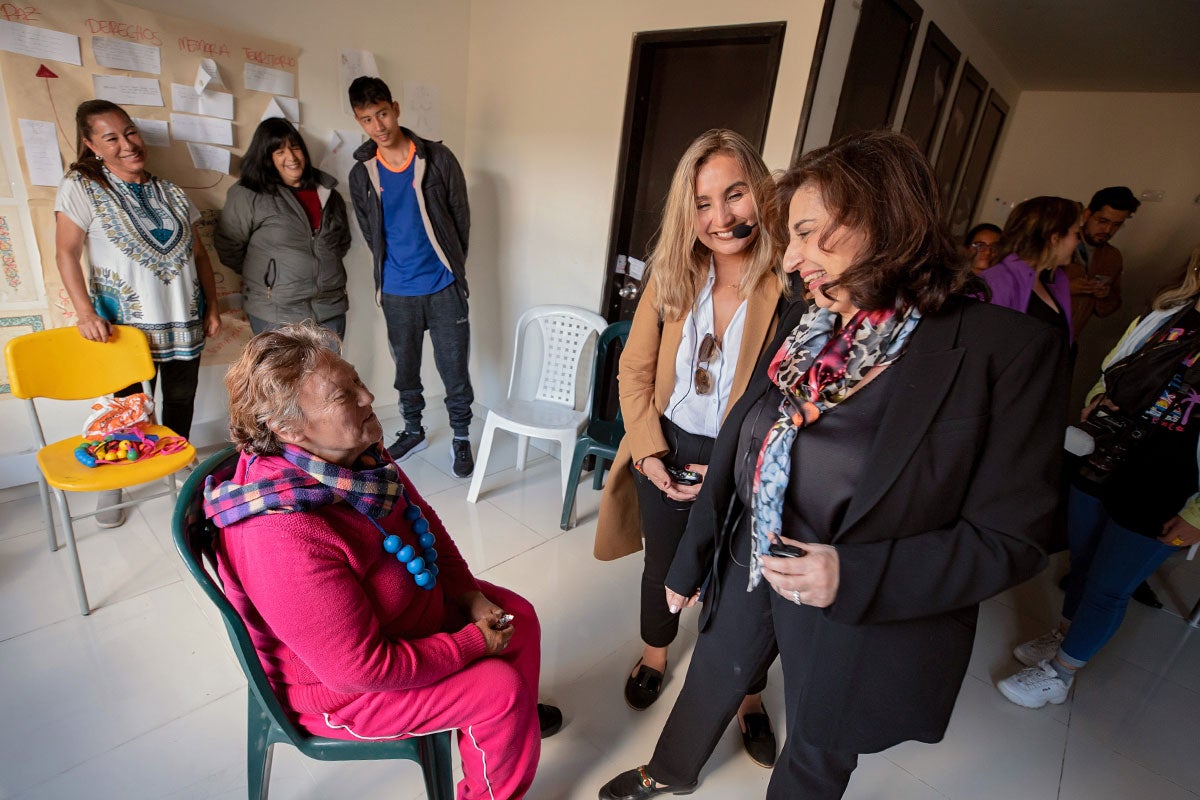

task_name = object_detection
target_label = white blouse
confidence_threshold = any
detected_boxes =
[664,264,748,438]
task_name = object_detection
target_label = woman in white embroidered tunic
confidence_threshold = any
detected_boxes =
[54,100,221,526]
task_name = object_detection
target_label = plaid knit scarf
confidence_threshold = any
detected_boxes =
[203,443,402,528]
[747,303,921,590]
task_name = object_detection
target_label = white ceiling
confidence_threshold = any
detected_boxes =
[955,0,1200,93]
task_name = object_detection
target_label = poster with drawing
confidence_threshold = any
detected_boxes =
[0,0,301,379]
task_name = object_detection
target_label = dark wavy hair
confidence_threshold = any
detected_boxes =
[772,130,980,315]
[68,99,133,191]
[239,118,316,194]
[995,196,1082,272]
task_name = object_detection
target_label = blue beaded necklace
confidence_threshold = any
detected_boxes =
[364,498,439,589]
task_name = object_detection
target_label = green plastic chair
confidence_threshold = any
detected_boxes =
[172,446,455,800]
[560,320,631,530]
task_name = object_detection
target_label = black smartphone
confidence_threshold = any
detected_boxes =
[767,542,807,558]
[665,465,703,485]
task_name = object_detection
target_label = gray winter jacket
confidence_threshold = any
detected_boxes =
[215,169,351,324]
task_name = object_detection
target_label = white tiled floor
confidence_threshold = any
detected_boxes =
[4,416,1200,799]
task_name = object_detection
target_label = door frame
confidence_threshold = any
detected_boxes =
[600,21,787,322]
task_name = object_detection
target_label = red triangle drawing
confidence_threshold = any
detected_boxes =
[36,64,57,78]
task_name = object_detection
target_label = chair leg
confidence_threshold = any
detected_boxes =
[467,416,498,503]
[51,489,91,616]
[560,442,589,531]
[247,697,274,800]
[418,731,456,800]
[557,434,577,527]
[592,456,608,490]
[37,475,58,552]
[514,435,529,471]
[1189,597,1200,628]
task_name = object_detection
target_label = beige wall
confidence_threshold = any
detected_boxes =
[462,0,825,405]
[980,91,1200,404]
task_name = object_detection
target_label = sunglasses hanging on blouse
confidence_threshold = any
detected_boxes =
[694,333,722,395]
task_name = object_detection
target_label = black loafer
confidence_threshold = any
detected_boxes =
[739,710,777,768]
[538,703,563,738]
[624,660,665,710]
[598,766,697,800]
[1132,580,1163,609]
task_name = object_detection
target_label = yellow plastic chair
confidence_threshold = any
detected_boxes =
[4,325,196,615]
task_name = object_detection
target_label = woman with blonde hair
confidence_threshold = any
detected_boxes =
[998,242,1200,709]
[982,196,1081,345]
[593,128,787,766]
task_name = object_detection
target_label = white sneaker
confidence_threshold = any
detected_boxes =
[997,661,1070,709]
[1013,628,1065,667]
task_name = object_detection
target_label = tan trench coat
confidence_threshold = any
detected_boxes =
[592,276,784,561]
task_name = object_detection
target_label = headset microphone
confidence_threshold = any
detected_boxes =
[731,222,757,239]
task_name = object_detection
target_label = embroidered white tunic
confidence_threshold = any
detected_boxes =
[54,170,205,361]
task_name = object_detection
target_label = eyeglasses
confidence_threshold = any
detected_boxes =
[694,333,721,395]
[969,241,998,253]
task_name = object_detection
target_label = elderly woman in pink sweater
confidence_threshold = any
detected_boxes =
[205,323,561,800]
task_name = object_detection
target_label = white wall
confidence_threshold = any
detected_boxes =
[463,0,826,407]
[0,0,471,485]
[980,91,1200,403]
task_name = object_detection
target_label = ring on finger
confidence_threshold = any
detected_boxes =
[791,589,802,605]
[1172,537,1185,546]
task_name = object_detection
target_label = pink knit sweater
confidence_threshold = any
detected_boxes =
[216,451,487,715]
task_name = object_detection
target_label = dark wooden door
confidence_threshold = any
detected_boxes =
[600,23,786,326]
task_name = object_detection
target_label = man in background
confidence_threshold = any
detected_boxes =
[1066,186,1140,339]
[347,76,475,478]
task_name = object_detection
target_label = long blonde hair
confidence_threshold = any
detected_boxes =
[1153,244,1200,311]
[646,129,783,321]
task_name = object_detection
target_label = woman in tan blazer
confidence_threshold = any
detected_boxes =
[593,129,787,767]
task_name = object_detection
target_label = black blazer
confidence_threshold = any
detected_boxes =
[666,296,1069,753]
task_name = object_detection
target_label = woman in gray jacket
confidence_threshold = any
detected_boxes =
[216,118,351,341]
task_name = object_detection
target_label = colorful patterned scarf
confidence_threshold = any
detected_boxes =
[747,304,922,589]
[203,443,402,528]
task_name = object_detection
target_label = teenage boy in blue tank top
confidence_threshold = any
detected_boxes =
[347,76,475,477]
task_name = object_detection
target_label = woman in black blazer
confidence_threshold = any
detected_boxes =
[599,130,1069,800]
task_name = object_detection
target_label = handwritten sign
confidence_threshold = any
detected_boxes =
[0,19,80,65]
[244,62,293,96]
[91,35,160,74]
[170,112,232,146]
[17,118,61,186]
[92,73,163,106]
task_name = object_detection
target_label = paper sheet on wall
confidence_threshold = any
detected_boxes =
[260,96,299,124]
[93,74,163,107]
[171,83,234,120]
[338,49,378,115]
[17,119,62,187]
[171,113,233,146]
[194,58,223,94]
[244,63,294,96]
[403,82,440,140]
[318,129,363,190]
[186,142,230,174]
[91,36,160,74]
[132,117,170,147]
[0,21,80,66]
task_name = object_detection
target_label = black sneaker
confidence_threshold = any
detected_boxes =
[387,429,427,462]
[451,437,474,478]
[537,703,563,738]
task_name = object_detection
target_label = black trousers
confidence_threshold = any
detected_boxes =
[633,418,716,648]
[380,286,474,437]
[116,356,202,439]
[647,516,858,799]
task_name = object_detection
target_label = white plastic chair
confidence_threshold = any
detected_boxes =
[467,305,608,512]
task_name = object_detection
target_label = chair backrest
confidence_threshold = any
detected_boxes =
[585,320,632,447]
[171,445,309,751]
[507,305,608,411]
[4,325,156,400]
